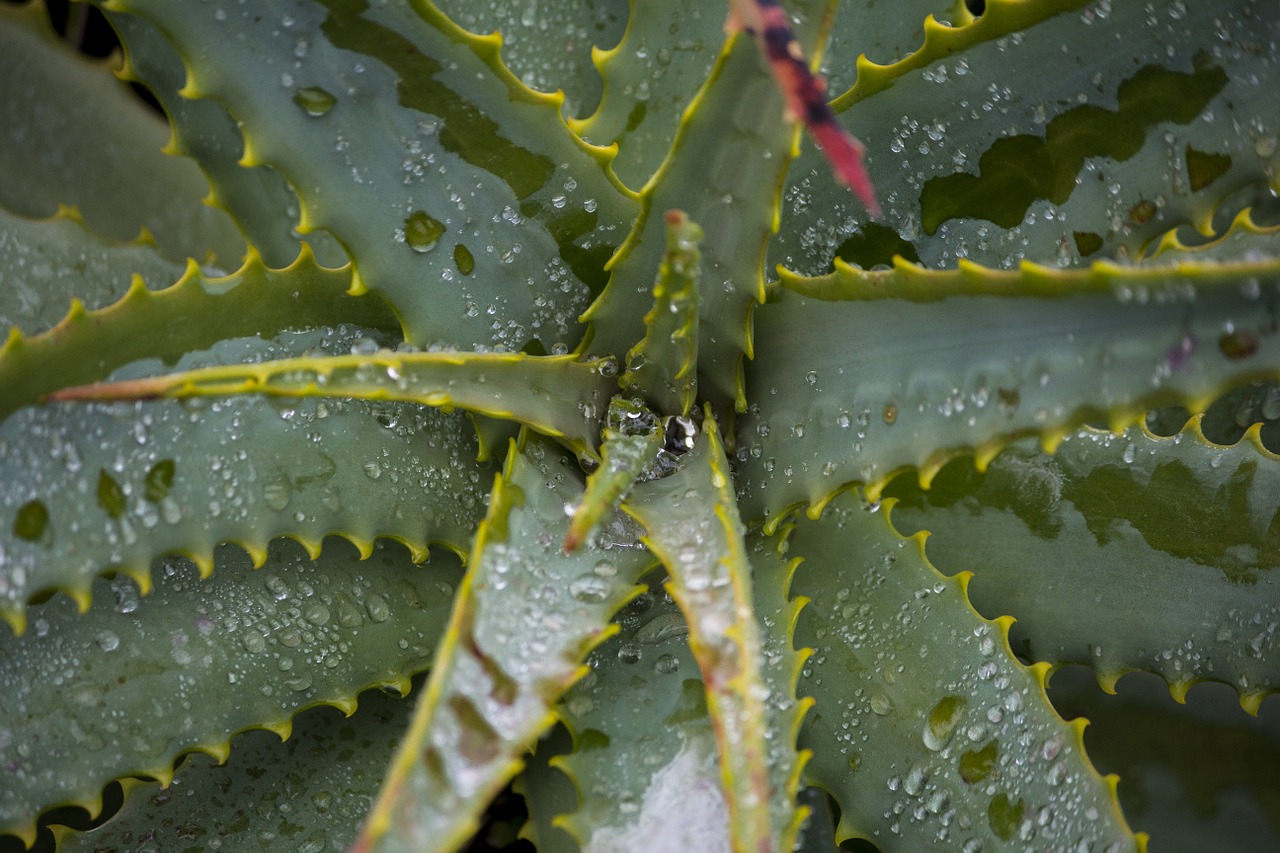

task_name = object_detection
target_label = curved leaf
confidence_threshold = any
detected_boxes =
[52,350,619,463]
[736,255,1280,523]
[539,531,810,853]
[0,1,242,264]
[620,210,702,417]
[818,0,962,98]
[789,495,1141,849]
[354,435,654,852]
[886,418,1280,710]
[0,207,182,339]
[626,412,787,853]
[114,0,637,351]
[0,326,491,632]
[0,246,397,421]
[107,8,348,269]
[585,0,833,412]
[572,0,725,190]
[552,588,726,851]
[434,0,627,119]
[55,685,417,853]
[1148,206,1280,263]
[771,0,1279,276]
[0,537,462,844]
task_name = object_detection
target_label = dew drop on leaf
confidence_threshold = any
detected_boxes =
[13,499,48,542]
[404,210,446,253]
[569,574,610,603]
[293,86,336,116]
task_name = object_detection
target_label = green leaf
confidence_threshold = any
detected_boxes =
[1049,666,1280,852]
[515,723,580,853]
[0,2,243,265]
[56,686,417,853]
[771,0,1280,276]
[115,0,637,351]
[620,210,702,417]
[106,8,348,269]
[886,418,1280,710]
[818,0,964,98]
[626,412,791,852]
[0,247,397,421]
[1148,206,1280,263]
[789,495,1141,849]
[585,0,834,412]
[434,0,627,119]
[565,398,666,552]
[0,326,491,632]
[736,255,1280,524]
[0,207,182,339]
[0,537,462,844]
[354,434,654,852]
[53,350,619,463]
[552,588,724,850]
[572,0,725,190]
[537,531,809,853]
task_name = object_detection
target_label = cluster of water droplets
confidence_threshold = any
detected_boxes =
[0,214,186,337]
[0,325,492,621]
[0,536,459,823]
[792,500,1135,849]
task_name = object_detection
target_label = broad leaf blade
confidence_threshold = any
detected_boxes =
[586,0,834,412]
[117,0,636,351]
[434,0,626,118]
[552,589,726,851]
[886,418,1280,710]
[573,0,724,190]
[1,326,491,632]
[0,537,461,844]
[737,256,1280,523]
[772,0,1280,275]
[1048,667,1280,852]
[536,534,810,853]
[107,8,347,269]
[790,495,1141,849]
[0,246,395,421]
[0,2,242,264]
[56,686,417,853]
[0,207,182,339]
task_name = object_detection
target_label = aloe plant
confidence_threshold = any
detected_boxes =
[3,0,1279,849]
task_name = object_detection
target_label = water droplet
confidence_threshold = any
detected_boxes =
[97,470,126,518]
[924,695,966,750]
[241,629,267,654]
[453,243,475,275]
[285,673,314,692]
[365,593,391,623]
[95,630,120,652]
[304,602,331,626]
[903,764,929,796]
[617,642,642,664]
[569,574,610,603]
[404,210,446,253]
[13,500,48,542]
[145,460,175,503]
[262,472,292,511]
[653,653,680,674]
[869,692,894,715]
[293,86,336,116]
